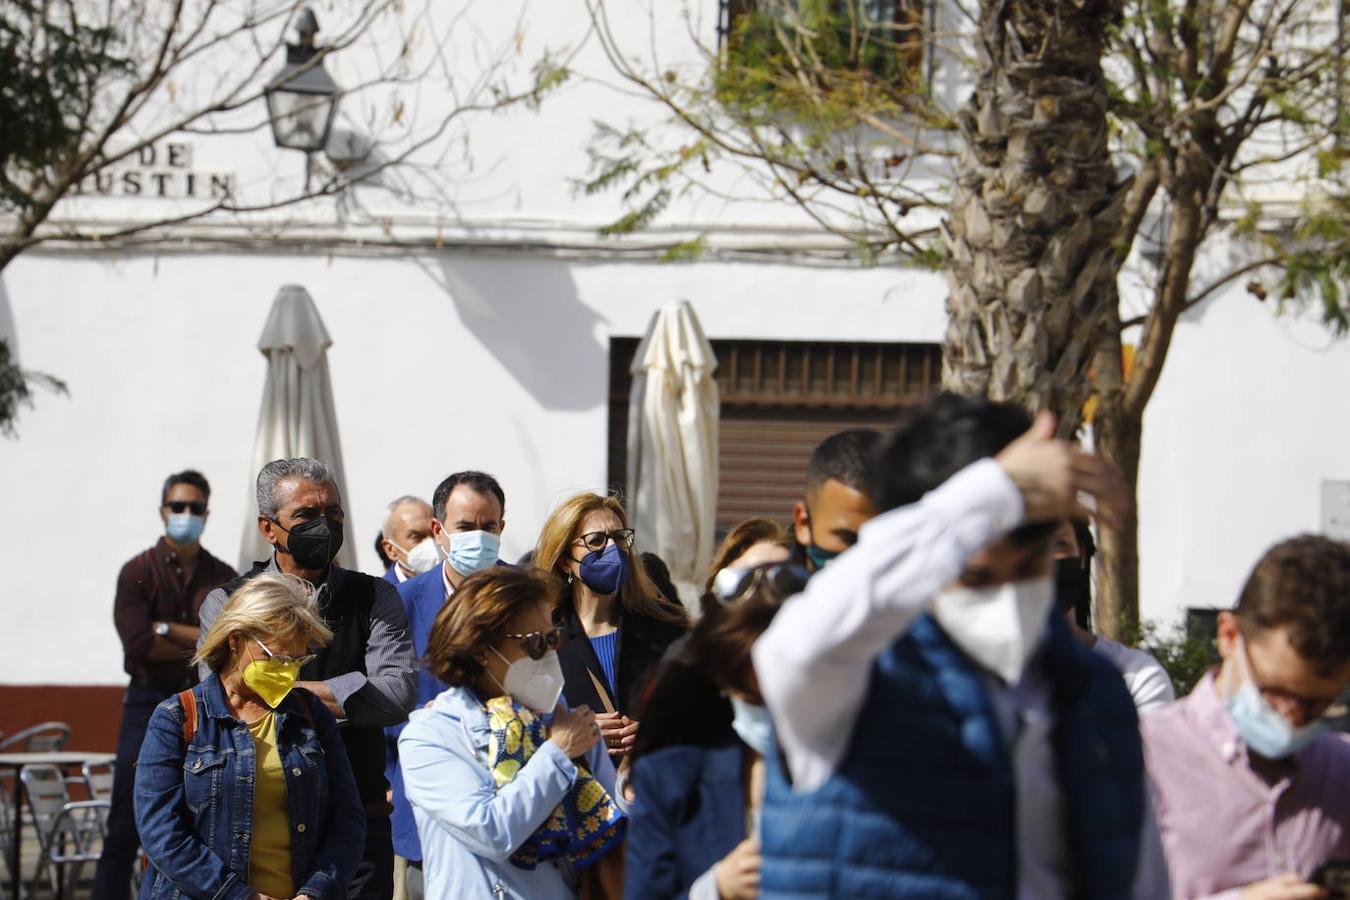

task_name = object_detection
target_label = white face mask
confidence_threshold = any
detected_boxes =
[931,577,1055,685]
[392,537,442,576]
[490,646,565,713]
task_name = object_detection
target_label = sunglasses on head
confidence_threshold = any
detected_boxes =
[165,501,207,515]
[504,627,565,660]
[254,638,316,668]
[713,563,811,606]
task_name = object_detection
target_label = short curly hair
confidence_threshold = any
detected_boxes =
[1236,534,1350,674]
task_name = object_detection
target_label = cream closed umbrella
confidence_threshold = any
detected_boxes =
[626,301,719,611]
[238,284,356,571]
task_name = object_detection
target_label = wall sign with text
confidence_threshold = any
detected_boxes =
[70,142,237,200]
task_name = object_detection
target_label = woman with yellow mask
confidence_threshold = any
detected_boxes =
[133,572,367,900]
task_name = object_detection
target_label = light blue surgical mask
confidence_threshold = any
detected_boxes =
[447,530,501,577]
[1225,637,1328,759]
[729,695,774,757]
[165,512,205,544]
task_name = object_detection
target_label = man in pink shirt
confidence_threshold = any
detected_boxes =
[1143,535,1350,900]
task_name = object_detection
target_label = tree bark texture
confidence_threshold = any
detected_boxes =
[941,0,1128,436]
[1089,303,1135,639]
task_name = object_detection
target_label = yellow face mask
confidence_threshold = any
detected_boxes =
[240,640,307,708]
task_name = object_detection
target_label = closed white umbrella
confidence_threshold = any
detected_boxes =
[626,301,719,611]
[238,284,356,571]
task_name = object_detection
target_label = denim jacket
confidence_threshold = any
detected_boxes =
[134,672,367,900]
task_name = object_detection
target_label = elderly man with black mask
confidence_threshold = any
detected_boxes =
[197,457,416,900]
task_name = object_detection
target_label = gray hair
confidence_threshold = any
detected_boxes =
[257,458,336,519]
[383,495,432,534]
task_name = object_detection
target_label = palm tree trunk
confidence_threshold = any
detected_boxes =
[941,0,1128,436]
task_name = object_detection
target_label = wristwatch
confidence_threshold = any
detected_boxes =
[154,622,171,637]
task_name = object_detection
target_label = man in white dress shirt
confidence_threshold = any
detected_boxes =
[752,393,1169,899]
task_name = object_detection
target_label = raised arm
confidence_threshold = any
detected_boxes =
[753,411,1129,792]
[752,459,1023,792]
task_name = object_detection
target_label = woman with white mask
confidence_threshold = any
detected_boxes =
[398,567,625,899]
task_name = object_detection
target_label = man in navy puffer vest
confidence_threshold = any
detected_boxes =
[752,394,1170,899]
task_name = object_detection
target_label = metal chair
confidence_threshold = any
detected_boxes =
[0,774,20,897]
[0,723,71,754]
[19,765,107,899]
[69,761,114,850]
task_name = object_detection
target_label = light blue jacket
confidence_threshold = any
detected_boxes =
[398,686,617,899]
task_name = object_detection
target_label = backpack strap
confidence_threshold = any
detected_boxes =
[177,689,198,744]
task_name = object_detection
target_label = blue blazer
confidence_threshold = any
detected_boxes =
[382,564,401,585]
[385,565,449,860]
[625,738,748,900]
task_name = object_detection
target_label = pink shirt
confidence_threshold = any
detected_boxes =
[1142,670,1350,899]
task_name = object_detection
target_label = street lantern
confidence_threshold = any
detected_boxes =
[264,8,341,154]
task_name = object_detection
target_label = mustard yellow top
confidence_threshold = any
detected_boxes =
[247,709,293,898]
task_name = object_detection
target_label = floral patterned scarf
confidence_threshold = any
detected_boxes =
[486,695,626,870]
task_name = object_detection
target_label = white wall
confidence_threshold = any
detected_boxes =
[1135,277,1350,626]
[0,248,947,685]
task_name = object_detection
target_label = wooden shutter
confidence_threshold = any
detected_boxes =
[609,338,941,535]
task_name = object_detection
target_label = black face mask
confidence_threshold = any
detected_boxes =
[1055,557,1092,631]
[276,516,343,570]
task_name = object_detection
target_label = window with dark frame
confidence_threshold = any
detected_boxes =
[717,0,927,79]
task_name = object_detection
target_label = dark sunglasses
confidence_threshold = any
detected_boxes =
[713,563,811,606]
[573,528,635,553]
[504,627,565,660]
[165,501,207,515]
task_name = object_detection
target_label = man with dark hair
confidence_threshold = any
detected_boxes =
[389,470,508,898]
[753,393,1168,898]
[792,428,881,570]
[1053,520,1174,715]
[93,470,237,900]
[1142,535,1350,898]
[196,458,416,900]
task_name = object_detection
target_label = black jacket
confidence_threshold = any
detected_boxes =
[555,602,687,716]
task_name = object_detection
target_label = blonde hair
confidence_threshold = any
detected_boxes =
[534,492,687,626]
[193,573,334,672]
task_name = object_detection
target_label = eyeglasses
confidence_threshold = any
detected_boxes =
[165,501,207,515]
[503,627,565,660]
[573,529,635,553]
[1242,638,1348,722]
[713,563,811,607]
[254,639,316,668]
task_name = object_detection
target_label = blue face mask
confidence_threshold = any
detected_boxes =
[1225,638,1328,759]
[729,695,773,756]
[166,512,205,544]
[577,543,630,595]
[447,530,501,577]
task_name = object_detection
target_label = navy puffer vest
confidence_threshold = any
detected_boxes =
[759,614,1144,899]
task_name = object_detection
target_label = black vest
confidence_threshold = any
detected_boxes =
[226,563,388,809]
